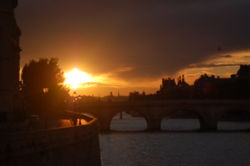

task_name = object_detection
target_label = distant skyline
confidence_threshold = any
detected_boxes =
[16,0,250,96]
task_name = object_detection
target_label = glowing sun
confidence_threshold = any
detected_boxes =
[64,68,92,90]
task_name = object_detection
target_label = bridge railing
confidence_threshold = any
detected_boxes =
[61,111,96,123]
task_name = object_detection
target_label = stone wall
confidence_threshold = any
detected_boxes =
[0,114,101,166]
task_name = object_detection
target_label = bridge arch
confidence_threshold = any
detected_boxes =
[106,110,150,131]
[161,109,202,131]
[218,109,250,131]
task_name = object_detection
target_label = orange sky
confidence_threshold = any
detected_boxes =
[16,1,250,96]
[61,50,250,96]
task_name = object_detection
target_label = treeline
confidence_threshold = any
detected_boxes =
[20,58,69,125]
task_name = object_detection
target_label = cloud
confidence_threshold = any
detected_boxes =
[220,55,233,58]
[177,50,250,84]
[188,63,243,69]
[80,82,120,88]
[17,0,250,83]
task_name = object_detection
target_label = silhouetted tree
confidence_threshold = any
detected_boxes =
[21,58,69,120]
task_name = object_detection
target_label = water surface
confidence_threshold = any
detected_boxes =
[100,116,250,166]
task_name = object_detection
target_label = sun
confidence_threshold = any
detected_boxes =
[64,68,92,90]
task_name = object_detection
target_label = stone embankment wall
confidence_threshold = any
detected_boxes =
[0,113,101,166]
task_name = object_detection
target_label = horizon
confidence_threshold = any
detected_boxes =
[64,64,245,97]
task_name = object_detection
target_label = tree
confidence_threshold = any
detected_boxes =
[21,58,69,119]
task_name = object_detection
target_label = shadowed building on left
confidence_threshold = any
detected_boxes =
[0,0,21,119]
[0,1,101,165]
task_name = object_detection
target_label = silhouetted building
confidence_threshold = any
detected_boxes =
[237,65,250,79]
[158,78,176,95]
[156,76,193,99]
[156,65,250,99]
[177,75,189,87]
[194,65,250,99]
[0,0,21,119]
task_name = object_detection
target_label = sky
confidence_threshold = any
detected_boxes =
[16,0,250,96]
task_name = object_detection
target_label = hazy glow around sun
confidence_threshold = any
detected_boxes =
[64,68,92,90]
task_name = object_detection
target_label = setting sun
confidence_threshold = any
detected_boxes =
[64,68,92,90]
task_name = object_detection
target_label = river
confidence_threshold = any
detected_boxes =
[100,114,250,166]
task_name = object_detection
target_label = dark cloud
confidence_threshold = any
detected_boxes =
[221,55,233,58]
[82,82,120,88]
[188,63,246,69]
[17,0,250,81]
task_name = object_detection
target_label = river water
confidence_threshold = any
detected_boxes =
[100,114,250,166]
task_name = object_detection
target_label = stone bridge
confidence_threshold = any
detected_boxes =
[79,100,250,131]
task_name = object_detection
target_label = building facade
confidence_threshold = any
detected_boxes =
[0,0,21,114]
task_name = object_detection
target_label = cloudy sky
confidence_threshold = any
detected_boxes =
[16,0,250,95]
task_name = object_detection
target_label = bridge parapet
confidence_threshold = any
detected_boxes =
[80,100,250,132]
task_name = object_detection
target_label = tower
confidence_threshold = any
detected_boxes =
[0,0,21,114]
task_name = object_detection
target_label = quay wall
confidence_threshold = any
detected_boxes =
[0,114,101,166]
